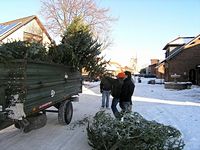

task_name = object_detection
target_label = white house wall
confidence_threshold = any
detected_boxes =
[169,46,177,52]
[42,32,51,45]
[24,19,43,36]
[2,19,51,44]
[2,27,24,43]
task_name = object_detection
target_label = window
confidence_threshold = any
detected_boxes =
[165,50,169,58]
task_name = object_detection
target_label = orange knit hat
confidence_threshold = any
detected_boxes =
[117,72,126,78]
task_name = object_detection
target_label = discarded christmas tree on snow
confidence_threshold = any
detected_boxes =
[87,111,185,150]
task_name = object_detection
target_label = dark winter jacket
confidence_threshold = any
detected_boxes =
[120,77,135,102]
[111,78,124,98]
[100,76,112,92]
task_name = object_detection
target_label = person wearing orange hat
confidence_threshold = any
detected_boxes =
[119,71,135,112]
[111,72,126,118]
[117,72,126,79]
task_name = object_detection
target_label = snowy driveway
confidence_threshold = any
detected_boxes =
[0,79,200,150]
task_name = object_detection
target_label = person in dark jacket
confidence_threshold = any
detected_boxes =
[111,72,126,118]
[120,71,135,112]
[100,76,112,108]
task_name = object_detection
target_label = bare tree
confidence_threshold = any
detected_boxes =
[40,0,115,48]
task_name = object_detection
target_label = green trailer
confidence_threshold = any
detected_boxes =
[0,60,82,132]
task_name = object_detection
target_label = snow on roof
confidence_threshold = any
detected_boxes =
[163,35,200,61]
[170,37,194,45]
[163,37,194,50]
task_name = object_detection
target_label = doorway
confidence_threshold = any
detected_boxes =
[189,69,196,84]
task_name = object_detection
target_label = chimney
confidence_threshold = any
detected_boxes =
[151,59,159,65]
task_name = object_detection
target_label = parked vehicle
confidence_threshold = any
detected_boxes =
[0,60,82,132]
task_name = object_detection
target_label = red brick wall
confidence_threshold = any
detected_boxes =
[165,44,200,84]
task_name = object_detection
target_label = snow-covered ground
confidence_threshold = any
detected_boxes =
[0,78,200,150]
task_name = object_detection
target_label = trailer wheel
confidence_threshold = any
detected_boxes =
[58,100,73,125]
[23,113,47,133]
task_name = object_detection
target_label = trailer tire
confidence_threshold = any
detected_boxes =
[23,113,47,133]
[58,100,73,125]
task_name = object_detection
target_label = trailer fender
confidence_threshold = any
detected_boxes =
[6,94,26,120]
[70,96,79,102]
[6,103,26,120]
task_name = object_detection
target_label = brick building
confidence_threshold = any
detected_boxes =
[155,62,165,79]
[148,59,159,75]
[163,35,200,85]
[139,59,161,78]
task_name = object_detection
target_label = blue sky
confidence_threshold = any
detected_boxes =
[100,0,200,68]
[1,0,200,69]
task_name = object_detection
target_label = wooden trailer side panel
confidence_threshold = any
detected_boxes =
[0,61,82,118]
[24,62,82,115]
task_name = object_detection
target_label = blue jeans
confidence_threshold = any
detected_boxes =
[101,90,110,108]
[111,98,120,118]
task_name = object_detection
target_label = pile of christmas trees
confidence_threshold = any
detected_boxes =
[87,111,185,150]
[0,41,47,62]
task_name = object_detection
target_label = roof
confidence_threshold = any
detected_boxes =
[149,63,157,67]
[163,37,194,50]
[107,61,123,71]
[0,15,52,42]
[155,61,164,69]
[163,34,200,61]
[109,61,122,67]
[123,66,134,73]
